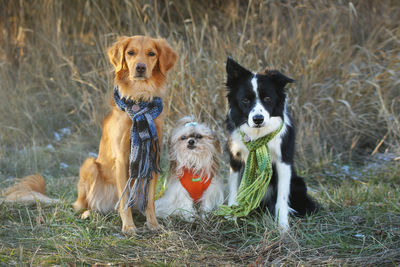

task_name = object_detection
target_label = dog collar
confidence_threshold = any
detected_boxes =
[179,168,212,203]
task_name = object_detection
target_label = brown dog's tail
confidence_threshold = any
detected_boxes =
[1,173,59,204]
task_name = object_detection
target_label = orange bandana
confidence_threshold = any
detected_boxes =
[179,168,212,203]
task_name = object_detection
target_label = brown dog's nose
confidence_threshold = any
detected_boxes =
[136,63,146,74]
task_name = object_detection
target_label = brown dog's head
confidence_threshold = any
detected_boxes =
[108,36,177,99]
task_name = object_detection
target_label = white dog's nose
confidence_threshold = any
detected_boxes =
[188,139,195,146]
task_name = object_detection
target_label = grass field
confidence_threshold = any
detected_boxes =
[1,0,399,265]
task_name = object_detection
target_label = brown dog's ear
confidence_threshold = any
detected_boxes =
[155,38,177,76]
[107,36,130,73]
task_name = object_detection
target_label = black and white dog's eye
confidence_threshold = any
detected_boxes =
[263,96,271,102]
[242,97,250,104]
[195,134,203,139]
[181,136,187,140]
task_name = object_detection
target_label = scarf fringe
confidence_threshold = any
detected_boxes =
[130,139,161,178]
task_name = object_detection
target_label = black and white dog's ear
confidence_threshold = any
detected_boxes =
[226,56,252,82]
[265,69,295,89]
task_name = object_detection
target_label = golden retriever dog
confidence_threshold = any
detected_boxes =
[1,173,59,204]
[73,36,177,234]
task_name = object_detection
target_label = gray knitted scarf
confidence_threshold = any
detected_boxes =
[113,85,163,213]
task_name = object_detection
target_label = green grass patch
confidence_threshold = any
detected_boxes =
[1,161,399,265]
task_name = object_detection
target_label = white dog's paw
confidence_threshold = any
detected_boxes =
[227,198,237,207]
[278,221,290,234]
[181,212,196,222]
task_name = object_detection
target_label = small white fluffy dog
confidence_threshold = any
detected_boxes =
[155,117,224,221]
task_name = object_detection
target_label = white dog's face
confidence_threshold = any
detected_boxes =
[169,119,220,178]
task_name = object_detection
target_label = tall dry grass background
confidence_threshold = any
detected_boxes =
[1,0,400,265]
[0,0,399,178]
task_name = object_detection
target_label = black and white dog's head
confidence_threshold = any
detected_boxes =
[225,57,294,136]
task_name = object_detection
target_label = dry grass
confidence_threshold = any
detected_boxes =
[0,0,399,265]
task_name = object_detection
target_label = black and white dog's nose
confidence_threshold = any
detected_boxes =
[252,114,264,125]
[188,139,195,146]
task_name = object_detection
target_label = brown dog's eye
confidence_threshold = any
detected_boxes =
[148,52,156,57]
[181,136,187,140]
[263,96,271,102]
[127,51,135,56]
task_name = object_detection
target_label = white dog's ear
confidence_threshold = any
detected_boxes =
[168,136,177,174]
[210,131,221,176]
[212,131,222,154]
[168,135,174,151]
[169,159,177,175]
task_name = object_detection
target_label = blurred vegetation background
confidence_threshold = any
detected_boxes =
[1,1,400,265]
[0,0,399,179]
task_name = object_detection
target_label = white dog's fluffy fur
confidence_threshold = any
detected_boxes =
[155,117,224,221]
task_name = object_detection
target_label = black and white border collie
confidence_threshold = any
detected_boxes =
[225,57,318,231]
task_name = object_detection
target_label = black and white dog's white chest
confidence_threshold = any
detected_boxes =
[228,125,285,166]
[224,57,318,232]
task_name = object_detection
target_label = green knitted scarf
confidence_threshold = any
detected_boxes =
[218,122,284,217]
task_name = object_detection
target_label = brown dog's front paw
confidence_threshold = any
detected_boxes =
[122,224,137,235]
[80,210,91,220]
[72,201,85,212]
